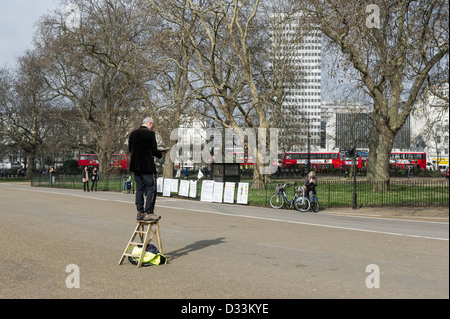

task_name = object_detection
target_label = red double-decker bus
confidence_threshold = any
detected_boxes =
[389,152,427,169]
[78,154,99,167]
[340,156,363,170]
[225,152,278,169]
[340,151,368,170]
[78,154,128,170]
[110,154,128,170]
[283,152,340,170]
[282,151,427,171]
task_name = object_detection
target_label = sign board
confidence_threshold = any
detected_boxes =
[213,163,241,183]
[163,178,172,196]
[213,182,224,203]
[200,180,214,202]
[179,180,190,197]
[170,179,179,193]
[236,182,249,204]
[189,180,197,198]
[157,177,164,193]
[223,182,235,204]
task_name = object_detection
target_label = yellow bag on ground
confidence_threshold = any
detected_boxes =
[129,245,167,266]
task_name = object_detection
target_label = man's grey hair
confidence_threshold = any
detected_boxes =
[142,117,154,125]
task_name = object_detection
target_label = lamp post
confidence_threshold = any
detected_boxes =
[352,145,357,210]
[307,117,311,174]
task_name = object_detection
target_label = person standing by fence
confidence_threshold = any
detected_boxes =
[91,167,99,191]
[82,166,90,192]
[49,166,56,185]
[408,167,413,179]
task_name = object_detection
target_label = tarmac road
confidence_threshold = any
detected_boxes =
[0,182,448,299]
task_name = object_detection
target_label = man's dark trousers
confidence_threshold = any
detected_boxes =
[134,172,157,214]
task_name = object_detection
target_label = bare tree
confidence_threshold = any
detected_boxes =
[0,50,57,179]
[35,0,151,174]
[173,0,307,188]
[151,0,200,178]
[299,0,449,187]
[52,0,196,178]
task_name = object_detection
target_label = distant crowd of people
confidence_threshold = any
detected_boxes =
[0,168,26,178]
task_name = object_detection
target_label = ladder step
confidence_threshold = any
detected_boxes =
[129,241,146,245]
[123,253,141,258]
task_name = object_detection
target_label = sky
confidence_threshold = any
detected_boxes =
[0,0,60,69]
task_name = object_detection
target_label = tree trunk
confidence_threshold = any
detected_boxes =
[98,150,110,176]
[371,126,395,191]
[252,165,265,189]
[250,126,277,190]
[26,150,36,180]
[366,122,379,182]
[163,152,174,178]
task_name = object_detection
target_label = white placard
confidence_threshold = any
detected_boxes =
[171,179,179,193]
[157,177,164,193]
[223,182,235,203]
[213,182,224,203]
[200,180,214,202]
[189,180,197,198]
[179,180,190,197]
[163,178,172,196]
[236,182,249,204]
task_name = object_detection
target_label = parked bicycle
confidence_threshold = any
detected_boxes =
[269,183,310,212]
[309,194,320,213]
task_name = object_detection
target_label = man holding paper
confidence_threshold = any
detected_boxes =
[128,117,167,221]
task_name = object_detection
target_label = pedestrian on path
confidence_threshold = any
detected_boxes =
[82,166,90,192]
[91,167,99,191]
[49,166,56,185]
[408,167,413,179]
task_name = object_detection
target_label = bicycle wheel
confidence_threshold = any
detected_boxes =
[311,198,319,212]
[294,196,310,212]
[270,193,285,209]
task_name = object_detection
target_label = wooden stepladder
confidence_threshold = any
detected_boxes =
[118,220,162,268]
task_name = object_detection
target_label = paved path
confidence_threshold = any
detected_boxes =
[0,183,448,299]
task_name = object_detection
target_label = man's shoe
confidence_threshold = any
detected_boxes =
[136,212,145,221]
[143,213,161,222]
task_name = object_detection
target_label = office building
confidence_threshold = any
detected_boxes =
[269,13,322,153]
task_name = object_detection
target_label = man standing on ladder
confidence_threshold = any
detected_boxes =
[128,117,166,222]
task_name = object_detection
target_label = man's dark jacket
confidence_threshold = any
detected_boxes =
[128,126,162,173]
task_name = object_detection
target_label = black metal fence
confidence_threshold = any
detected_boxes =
[30,173,134,193]
[31,173,449,208]
[258,180,449,208]
[315,180,449,207]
